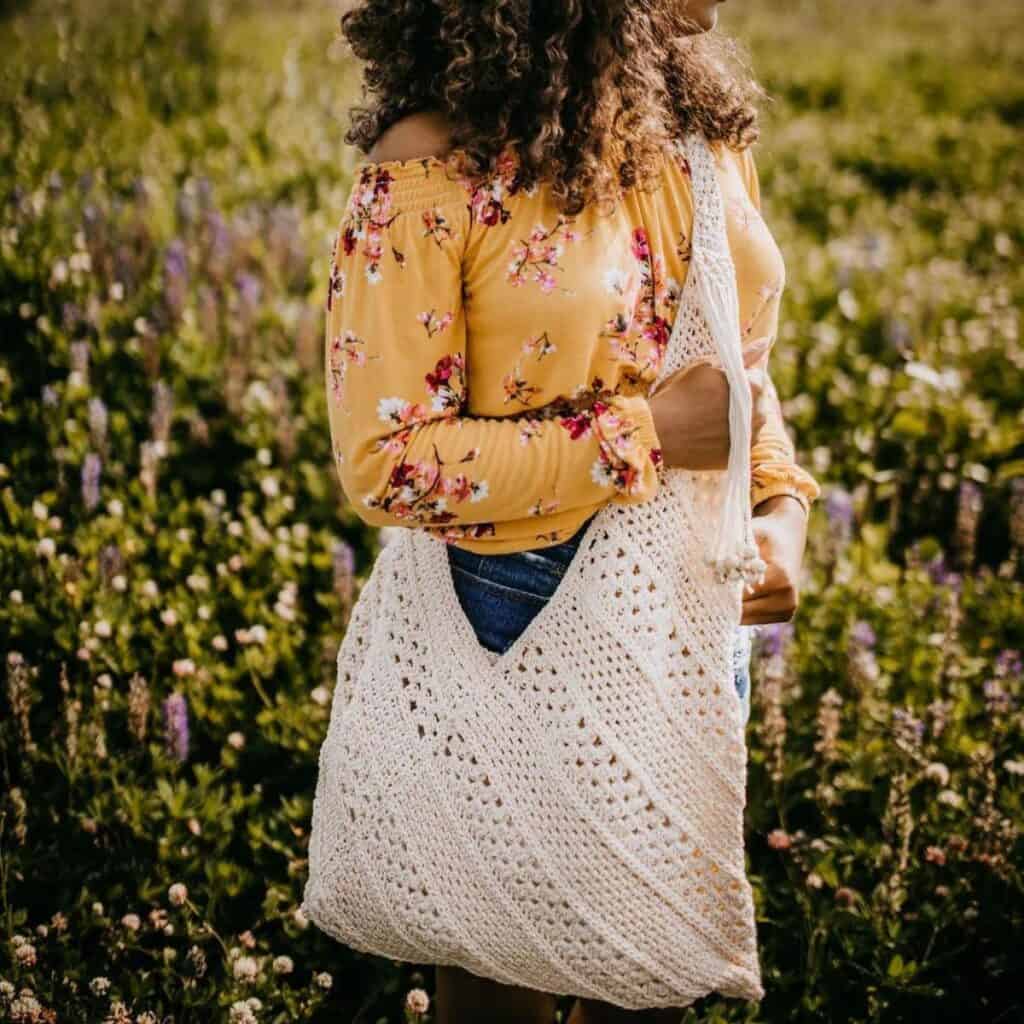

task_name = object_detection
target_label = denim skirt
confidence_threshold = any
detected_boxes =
[447,513,753,725]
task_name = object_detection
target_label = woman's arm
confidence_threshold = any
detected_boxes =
[735,145,822,518]
[325,176,662,539]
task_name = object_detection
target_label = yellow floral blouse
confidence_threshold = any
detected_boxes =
[325,138,821,554]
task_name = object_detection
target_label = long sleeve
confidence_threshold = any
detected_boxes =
[324,180,663,543]
[734,146,822,515]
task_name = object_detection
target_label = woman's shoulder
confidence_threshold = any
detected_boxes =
[344,114,539,224]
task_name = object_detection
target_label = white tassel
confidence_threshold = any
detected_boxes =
[690,248,767,593]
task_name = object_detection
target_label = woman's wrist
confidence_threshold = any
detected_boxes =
[752,492,809,520]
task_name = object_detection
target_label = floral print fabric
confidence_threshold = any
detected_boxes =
[325,141,820,554]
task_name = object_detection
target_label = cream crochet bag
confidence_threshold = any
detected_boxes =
[302,132,767,1010]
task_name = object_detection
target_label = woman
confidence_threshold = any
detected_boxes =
[320,0,820,1020]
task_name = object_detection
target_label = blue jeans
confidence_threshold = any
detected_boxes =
[447,515,753,723]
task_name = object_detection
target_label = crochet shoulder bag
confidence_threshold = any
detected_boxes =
[302,131,767,1010]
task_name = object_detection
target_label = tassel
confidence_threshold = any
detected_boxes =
[690,247,767,593]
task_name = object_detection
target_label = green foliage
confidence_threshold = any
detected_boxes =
[0,0,1021,1022]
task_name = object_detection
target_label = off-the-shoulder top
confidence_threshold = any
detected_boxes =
[324,137,821,554]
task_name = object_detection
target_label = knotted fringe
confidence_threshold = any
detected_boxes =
[690,251,765,590]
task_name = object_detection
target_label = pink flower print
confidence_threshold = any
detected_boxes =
[422,206,456,247]
[502,363,543,407]
[326,263,345,312]
[506,217,580,293]
[417,309,455,339]
[518,418,543,445]
[630,227,650,263]
[522,331,557,360]
[327,330,368,401]
[558,410,594,442]
[425,353,467,413]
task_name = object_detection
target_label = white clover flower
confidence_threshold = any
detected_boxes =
[142,580,159,599]
[89,976,111,996]
[211,488,227,506]
[406,988,430,1014]
[186,573,209,592]
[292,906,309,930]
[160,608,179,627]
[311,686,330,707]
[227,732,246,750]
[32,499,48,520]
[48,515,62,531]
[0,978,14,997]
[107,498,124,517]
[175,528,191,544]
[168,883,188,907]
[938,789,963,809]
[92,901,104,915]
[9,589,23,604]
[248,624,268,645]
[313,971,333,990]
[272,955,294,975]
[14,942,37,966]
[172,659,196,677]
[37,537,56,558]
[97,673,113,689]
[228,520,244,537]
[260,476,279,498]
[228,554,244,573]
[213,635,229,652]
[292,523,309,542]
[924,762,950,786]
[229,1001,258,1024]
[121,913,141,932]
[197,604,211,621]
[112,575,127,592]
[1003,759,1024,776]
[274,601,296,622]
[109,281,124,302]
[233,955,260,983]
[257,448,272,466]
[94,619,113,638]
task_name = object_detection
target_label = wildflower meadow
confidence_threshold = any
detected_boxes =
[0,1,1021,1022]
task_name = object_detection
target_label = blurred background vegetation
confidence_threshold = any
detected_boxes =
[0,0,1021,1021]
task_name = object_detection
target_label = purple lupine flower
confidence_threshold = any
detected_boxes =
[850,620,877,651]
[196,176,213,209]
[62,301,82,332]
[163,238,189,321]
[98,543,123,584]
[69,340,90,376]
[332,539,355,605]
[81,452,102,511]
[1009,478,1024,550]
[983,679,1013,716]
[825,487,855,550]
[884,316,912,355]
[955,480,983,568]
[892,707,925,755]
[204,209,232,282]
[150,379,174,444]
[161,692,190,762]
[176,187,197,228]
[994,649,1022,680]
[757,621,794,659]
[235,271,262,326]
[88,397,108,449]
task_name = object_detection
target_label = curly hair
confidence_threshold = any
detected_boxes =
[338,0,765,216]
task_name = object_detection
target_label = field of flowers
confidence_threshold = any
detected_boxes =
[0,0,1021,1021]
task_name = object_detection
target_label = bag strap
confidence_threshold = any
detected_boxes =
[682,132,766,590]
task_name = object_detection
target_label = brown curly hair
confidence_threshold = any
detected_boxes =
[338,0,764,216]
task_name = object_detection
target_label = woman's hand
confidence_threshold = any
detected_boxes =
[649,336,772,471]
[740,494,810,625]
